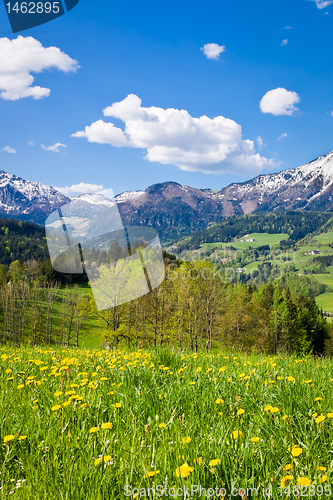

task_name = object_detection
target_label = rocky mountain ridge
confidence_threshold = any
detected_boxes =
[1,149,333,243]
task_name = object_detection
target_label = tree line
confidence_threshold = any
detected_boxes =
[177,211,333,250]
[0,257,332,356]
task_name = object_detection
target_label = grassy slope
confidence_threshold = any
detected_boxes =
[187,231,333,313]
[200,233,289,251]
[1,346,333,499]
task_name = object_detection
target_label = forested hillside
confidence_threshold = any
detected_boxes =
[0,258,332,356]
[0,218,48,266]
[175,212,333,251]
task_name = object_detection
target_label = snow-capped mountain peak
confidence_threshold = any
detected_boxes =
[0,170,70,224]
[113,190,145,203]
[1,149,333,240]
[71,193,116,206]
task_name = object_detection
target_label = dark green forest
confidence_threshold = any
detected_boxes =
[176,211,333,250]
[0,218,48,266]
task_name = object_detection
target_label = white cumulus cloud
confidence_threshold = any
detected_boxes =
[309,0,333,9]
[55,182,107,196]
[3,146,17,153]
[200,43,226,60]
[0,36,79,101]
[72,94,276,176]
[260,88,300,116]
[41,142,67,152]
[281,39,288,46]
[277,132,288,141]
[28,141,35,146]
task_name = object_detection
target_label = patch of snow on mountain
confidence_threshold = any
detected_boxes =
[114,190,145,203]
[71,194,116,206]
[233,150,333,197]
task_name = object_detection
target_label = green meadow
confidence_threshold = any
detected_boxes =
[1,346,333,499]
[197,232,333,315]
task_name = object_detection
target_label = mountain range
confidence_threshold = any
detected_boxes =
[1,149,333,244]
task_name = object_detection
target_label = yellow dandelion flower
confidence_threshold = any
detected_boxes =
[159,423,166,428]
[144,470,160,478]
[290,446,302,457]
[215,398,224,404]
[62,401,71,408]
[313,412,318,418]
[250,437,260,443]
[113,403,122,408]
[18,436,27,440]
[17,384,24,389]
[304,380,312,384]
[284,464,292,471]
[94,458,101,466]
[237,409,245,416]
[281,475,294,488]
[230,430,243,439]
[227,377,232,382]
[189,381,196,385]
[287,376,295,382]
[315,415,326,424]
[89,427,99,433]
[270,407,279,413]
[314,397,322,402]
[297,477,311,486]
[209,459,221,466]
[196,457,203,464]
[181,436,191,444]
[54,391,63,397]
[51,405,62,411]
[80,403,87,409]
[101,422,113,430]
[175,463,193,478]
[3,435,15,443]
[321,475,327,483]
[219,366,226,372]
[317,466,327,471]
[327,413,333,418]
[264,405,272,412]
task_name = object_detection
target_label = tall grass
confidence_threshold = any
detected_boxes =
[1,346,333,499]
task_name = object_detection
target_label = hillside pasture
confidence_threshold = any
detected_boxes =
[2,347,333,499]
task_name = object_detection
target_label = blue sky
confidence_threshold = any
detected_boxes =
[0,0,333,197]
